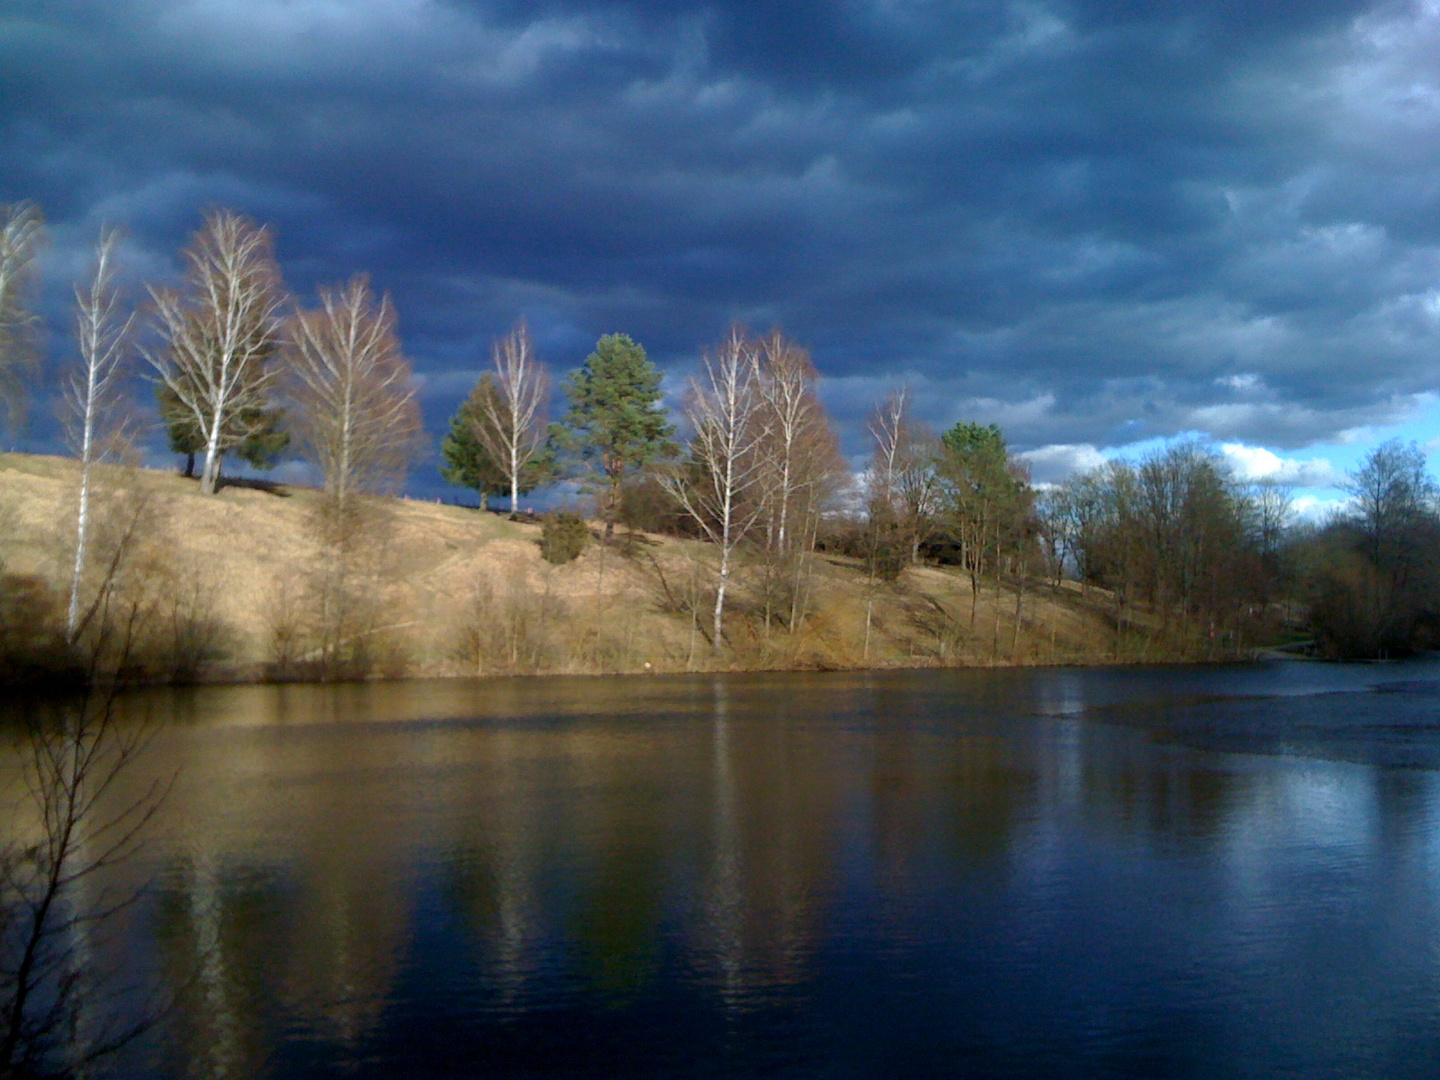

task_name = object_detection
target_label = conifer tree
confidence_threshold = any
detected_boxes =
[441,374,509,510]
[552,333,675,540]
[157,383,288,478]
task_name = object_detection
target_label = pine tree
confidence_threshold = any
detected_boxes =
[551,333,675,539]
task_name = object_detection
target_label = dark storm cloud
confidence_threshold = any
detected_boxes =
[2,0,1438,482]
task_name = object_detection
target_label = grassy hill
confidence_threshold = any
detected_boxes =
[0,453,1217,683]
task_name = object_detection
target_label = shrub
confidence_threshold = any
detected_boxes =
[540,512,589,565]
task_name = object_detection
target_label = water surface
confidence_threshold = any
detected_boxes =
[11,660,1440,1078]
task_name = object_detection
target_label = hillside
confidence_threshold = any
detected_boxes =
[0,453,1223,683]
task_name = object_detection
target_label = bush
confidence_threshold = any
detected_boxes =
[540,513,589,564]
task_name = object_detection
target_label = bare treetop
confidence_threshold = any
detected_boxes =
[288,274,421,513]
[472,321,550,515]
[147,209,287,494]
[0,201,46,430]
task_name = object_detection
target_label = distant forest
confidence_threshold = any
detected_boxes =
[2,199,1438,680]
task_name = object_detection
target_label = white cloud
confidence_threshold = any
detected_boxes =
[1017,443,1106,484]
[1291,494,1347,523]
[1219,442,1346,488]
[1215,372,1264,392]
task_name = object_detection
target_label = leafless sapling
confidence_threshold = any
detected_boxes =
[65,227,135,644]
[1,594,170,1077]
[0,201,46,432]
[862,389,909,658]
[472,321,550,515]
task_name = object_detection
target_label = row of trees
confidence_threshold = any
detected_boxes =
[5,199,1440,661]
[0,203,425,673]
[1034,438,1440,658]
[852,390,1440,660]
[444,325,847,645]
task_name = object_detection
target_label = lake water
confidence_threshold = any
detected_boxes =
[10,659,1440,1078]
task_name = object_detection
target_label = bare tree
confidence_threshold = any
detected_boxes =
[65,228,135,643]
[1344,439,1438,573]
[894,421,942,565]
[0,202,46,431]
[147,210,287,495]
[663,328,771,649]
[286,276,420,675]
[472,321,550,515]
[751,331,844,632]
[288,275,421,518]
[3,580,170,1077]
[754,331,821,554]
[862,389,909,658]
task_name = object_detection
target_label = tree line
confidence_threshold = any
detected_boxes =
[3,198,1439,668]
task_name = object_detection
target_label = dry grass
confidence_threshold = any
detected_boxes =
[0,453,1199,683]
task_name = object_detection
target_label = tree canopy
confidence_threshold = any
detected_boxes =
[552,333,675,537]
[441,373,541,510]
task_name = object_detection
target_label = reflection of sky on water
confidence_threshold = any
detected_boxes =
[10,660,1440,1077]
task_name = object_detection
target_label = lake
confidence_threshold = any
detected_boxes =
[9,659,1440,1078]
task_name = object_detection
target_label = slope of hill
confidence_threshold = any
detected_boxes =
[0,453,1215,683]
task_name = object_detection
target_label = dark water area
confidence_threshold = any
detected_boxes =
[9,659,1440,1078]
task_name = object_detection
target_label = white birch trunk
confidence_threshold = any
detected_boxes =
[66,228,132,643]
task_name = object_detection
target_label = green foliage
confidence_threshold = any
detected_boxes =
[540,512,590,564]
[932,419,1031,582]
[940,420,1006,459]
[551,334,676,533]
[157,383,289,475]
[939,421,1017,500]
[441,375,502,507]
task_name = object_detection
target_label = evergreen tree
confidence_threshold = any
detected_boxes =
[551,333,675,539]
[157,383,288,478]
[441,374,516,510]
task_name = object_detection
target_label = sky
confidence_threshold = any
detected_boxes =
[5,0,1440,509]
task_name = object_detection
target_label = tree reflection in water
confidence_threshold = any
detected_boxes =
[12,662,1440,1078]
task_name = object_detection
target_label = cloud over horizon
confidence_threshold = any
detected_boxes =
[5,0,1440,487]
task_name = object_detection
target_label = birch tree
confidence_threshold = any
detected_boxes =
[440,375,509,510]
[863,389,909,657]
[288,275,420,519]
[663,328,770,649]
[64,227,134,642]
[473,322,550,514]
[286,276,420,673]
[752,330,844,630]
[755,330,821,554]
[147,209,287,495]
[894,421,942,564]
[0,201,45,430]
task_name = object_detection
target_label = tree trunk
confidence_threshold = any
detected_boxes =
[66,461,91,641]
[1011,571,1024,658]
[200,410,224,495]
[713,545,730,650]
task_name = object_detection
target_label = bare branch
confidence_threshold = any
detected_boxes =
[287,274,421,518]
[66,227,136,642]
[0,201,46,430]
[472,321,550,514]
[145,209,287,494]
[662,327,772,647]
